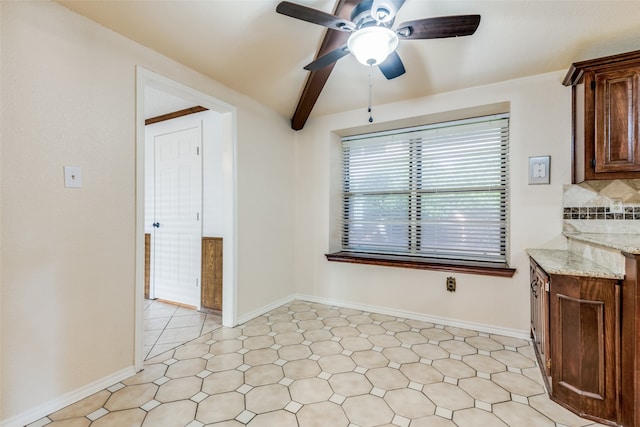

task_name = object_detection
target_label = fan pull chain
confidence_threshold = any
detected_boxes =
[368,65,373,123]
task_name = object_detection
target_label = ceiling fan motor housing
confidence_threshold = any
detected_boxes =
[351,0,395,29]
[371,0,400,23]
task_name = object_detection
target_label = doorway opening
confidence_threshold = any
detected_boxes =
[146,111,203,308]
[135,67,237,370]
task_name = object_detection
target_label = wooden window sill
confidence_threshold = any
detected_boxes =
[325,252,516,278]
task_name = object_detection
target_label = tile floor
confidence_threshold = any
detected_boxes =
[144,299,222,360]
[29,300,608,427]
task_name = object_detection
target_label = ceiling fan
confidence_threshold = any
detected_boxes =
[276,0,481,80]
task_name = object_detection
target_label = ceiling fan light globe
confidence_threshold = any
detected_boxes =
[347,26,399,66]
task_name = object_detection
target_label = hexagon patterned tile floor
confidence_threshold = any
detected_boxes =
[29,300,608,427]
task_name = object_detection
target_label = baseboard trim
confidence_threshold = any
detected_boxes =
[293,293,531,341]
[1,366,136,427]
[236,293,529,340]
[235,294,297,326]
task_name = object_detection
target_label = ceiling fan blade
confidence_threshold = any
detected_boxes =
[396,15,481,40]
[371,0,406,23]
[276,1,355,32]
[378,51,406,80]
[304,45,351,71]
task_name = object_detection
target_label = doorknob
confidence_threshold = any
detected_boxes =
[153,222,160,228]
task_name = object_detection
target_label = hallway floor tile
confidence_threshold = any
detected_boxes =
[144,299,222,360]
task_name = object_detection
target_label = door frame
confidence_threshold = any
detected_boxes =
[135,67,238,371]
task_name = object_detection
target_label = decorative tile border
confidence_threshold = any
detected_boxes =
[563,206,640,220]
[563,180,640,234]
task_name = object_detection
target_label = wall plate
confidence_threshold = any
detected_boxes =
[529,156,550,185]
[64,166,82,188]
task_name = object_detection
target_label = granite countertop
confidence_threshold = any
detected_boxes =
[563,232,640,254]
[526,248,623,279]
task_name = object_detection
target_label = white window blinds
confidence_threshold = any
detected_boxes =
[341,113,509,264]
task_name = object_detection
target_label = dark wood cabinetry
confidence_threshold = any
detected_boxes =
[621,253,640,427]
[564,50,640,183]
[529,257,621,426]
[530,259,550,382]
[549,274,619,424]
[593,68,640,174]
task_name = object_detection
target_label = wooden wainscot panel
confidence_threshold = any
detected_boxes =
[201,237,223,311]
[145,233,151,299]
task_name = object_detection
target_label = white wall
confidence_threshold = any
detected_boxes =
[0,1,295,423]
[202,111,226,237]
[294,71,571,335]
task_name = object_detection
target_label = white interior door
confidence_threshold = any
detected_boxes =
[152,121,202,307]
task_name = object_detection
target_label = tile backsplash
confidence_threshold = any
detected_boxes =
[564,206,640,220]
[563,179,640,233]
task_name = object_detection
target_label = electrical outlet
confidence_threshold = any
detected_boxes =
[610,199,624,214]
[446,277,456,292]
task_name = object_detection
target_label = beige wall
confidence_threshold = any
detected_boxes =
[293,72,571,335]
[0,1,295,422]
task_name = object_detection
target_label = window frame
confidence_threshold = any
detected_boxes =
[326,113,515,278]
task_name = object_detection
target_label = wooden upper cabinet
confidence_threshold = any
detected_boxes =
[564,50,640,182]
[594,67,640,173]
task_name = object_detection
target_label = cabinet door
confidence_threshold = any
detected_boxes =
[550,274,619,423]
[536,273,550,378]
[594,67,640,173]
[620,253,640,427]
[530,260,550,379]
[530,262,538,337]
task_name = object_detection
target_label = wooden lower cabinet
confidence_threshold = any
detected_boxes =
[621,253,640,427]
[549,274,619,425]
[530,259,551,383]
[530,257,622,426]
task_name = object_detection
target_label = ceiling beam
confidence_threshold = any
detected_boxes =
[145,106,208,125]
[290,0,359,131]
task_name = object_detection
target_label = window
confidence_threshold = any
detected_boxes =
[329,113,513,276]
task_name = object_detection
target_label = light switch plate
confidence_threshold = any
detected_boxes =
[64,166,82,188]
[529,156,550,185]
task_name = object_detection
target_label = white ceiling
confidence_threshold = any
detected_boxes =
[56,0,640,125]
